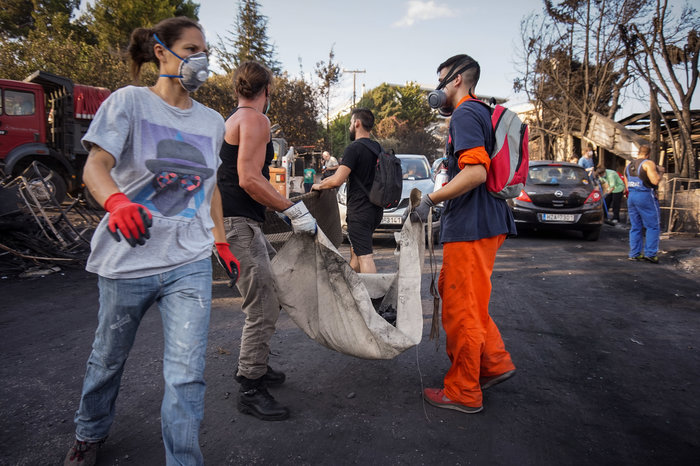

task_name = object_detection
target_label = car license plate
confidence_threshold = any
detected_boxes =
[542,213,575,222]
[382,216,403,224]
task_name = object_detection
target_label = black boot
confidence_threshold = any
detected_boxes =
[234,365,286,387]
[238,376,290,421]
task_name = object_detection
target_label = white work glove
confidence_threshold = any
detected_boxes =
[412,194,435,223]
[282,202,317,235]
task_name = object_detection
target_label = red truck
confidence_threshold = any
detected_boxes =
[0,71,111,203]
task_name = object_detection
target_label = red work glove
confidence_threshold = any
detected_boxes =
[215,242,240,286]
[103,192,153,247]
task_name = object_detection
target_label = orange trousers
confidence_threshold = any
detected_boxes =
[438,234,515,407]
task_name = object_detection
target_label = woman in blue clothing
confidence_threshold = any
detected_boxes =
[625,145,664,263]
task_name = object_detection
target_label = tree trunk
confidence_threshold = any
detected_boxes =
[650,89,660,165]
[680,106,695,178]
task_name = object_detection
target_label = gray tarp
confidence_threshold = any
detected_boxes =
[271,216,425,359]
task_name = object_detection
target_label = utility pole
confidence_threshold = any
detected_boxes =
[342,69,366,108]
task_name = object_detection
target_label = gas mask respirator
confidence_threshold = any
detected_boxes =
[154,34,209,93]
[427,60,478,117]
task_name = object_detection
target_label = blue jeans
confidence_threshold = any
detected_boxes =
[628,190,660,258]
[74,258,212,466]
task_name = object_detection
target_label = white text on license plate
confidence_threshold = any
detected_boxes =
[542,213,575,222]
[382,216,403,224]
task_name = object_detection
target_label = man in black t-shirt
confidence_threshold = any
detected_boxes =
[312,108,383,273]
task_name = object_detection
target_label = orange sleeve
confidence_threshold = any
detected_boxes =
[457,146,491,172]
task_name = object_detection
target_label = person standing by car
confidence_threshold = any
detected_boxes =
[595,166,625,224]
[415,54,517,414]
[625,145,663,263]
[321,150,339,179]
[303,165,316,192]
[63,17,236,466]
[217,60,317,422]
[312,108,382,273]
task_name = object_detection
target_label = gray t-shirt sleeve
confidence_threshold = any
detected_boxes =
[82,89,134,164]
[83,87,227,279]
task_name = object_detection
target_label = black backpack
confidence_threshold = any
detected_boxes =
[357,139,403,208]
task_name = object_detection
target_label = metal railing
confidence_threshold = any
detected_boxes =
[658,177,700,235]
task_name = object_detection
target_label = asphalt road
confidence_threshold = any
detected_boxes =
[1,224,699,465]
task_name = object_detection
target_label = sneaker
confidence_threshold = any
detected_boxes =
[644,255,659,264]
[64,439,103,466]
[480,369,516,390]
[234,365,286,387]
[422,388,483,414]
[628,254,644,261]
[238,377,290,421]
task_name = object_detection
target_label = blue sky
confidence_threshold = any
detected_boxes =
[193,0,696,117]
[198,0,545,114]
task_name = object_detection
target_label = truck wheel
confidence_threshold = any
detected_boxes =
[24,166,67,204]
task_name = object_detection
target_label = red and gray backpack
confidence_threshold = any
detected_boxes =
[450,100,529,199]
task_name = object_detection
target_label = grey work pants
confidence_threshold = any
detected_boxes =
[224,217,280,380]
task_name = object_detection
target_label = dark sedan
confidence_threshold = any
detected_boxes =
[507,161,604,240]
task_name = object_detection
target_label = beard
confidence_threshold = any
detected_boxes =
[349,128,356,141]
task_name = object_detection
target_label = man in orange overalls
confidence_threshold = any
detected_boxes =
[415,54,517,413]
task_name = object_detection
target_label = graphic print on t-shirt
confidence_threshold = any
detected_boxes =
[132,120,214,218]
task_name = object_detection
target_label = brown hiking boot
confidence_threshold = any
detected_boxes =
[64,439,104,466]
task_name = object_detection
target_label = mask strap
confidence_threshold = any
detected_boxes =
[154,34,186,78]
[437,61,477,91]
[154,34,187,61]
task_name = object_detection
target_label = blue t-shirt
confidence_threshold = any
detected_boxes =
[579,156,594,169]
[440,100,516,243]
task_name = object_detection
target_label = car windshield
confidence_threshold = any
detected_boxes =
[401,158,430,180]
[528,165,589,186]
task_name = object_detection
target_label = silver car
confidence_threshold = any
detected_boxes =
[337,154,441,240]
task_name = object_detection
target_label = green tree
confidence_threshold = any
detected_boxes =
[315,45,342,148]
[192,73,236,117]
[329,113,352,158]
[396,82,435,130]
[0,0,203,89]
[355,82,439,156]
[356,83,401,120]
[194,72,321,147]
[268,73,321,147]
[0,8,129,88]
[83,0,199,51]
[216,0,280,75]
[0,0,80,39]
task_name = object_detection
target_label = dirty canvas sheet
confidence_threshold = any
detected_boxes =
[271,217,425,359]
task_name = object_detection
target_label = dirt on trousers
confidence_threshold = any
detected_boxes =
[0,224,698,465]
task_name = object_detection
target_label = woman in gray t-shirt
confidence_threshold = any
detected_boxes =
[64,17,236,466]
